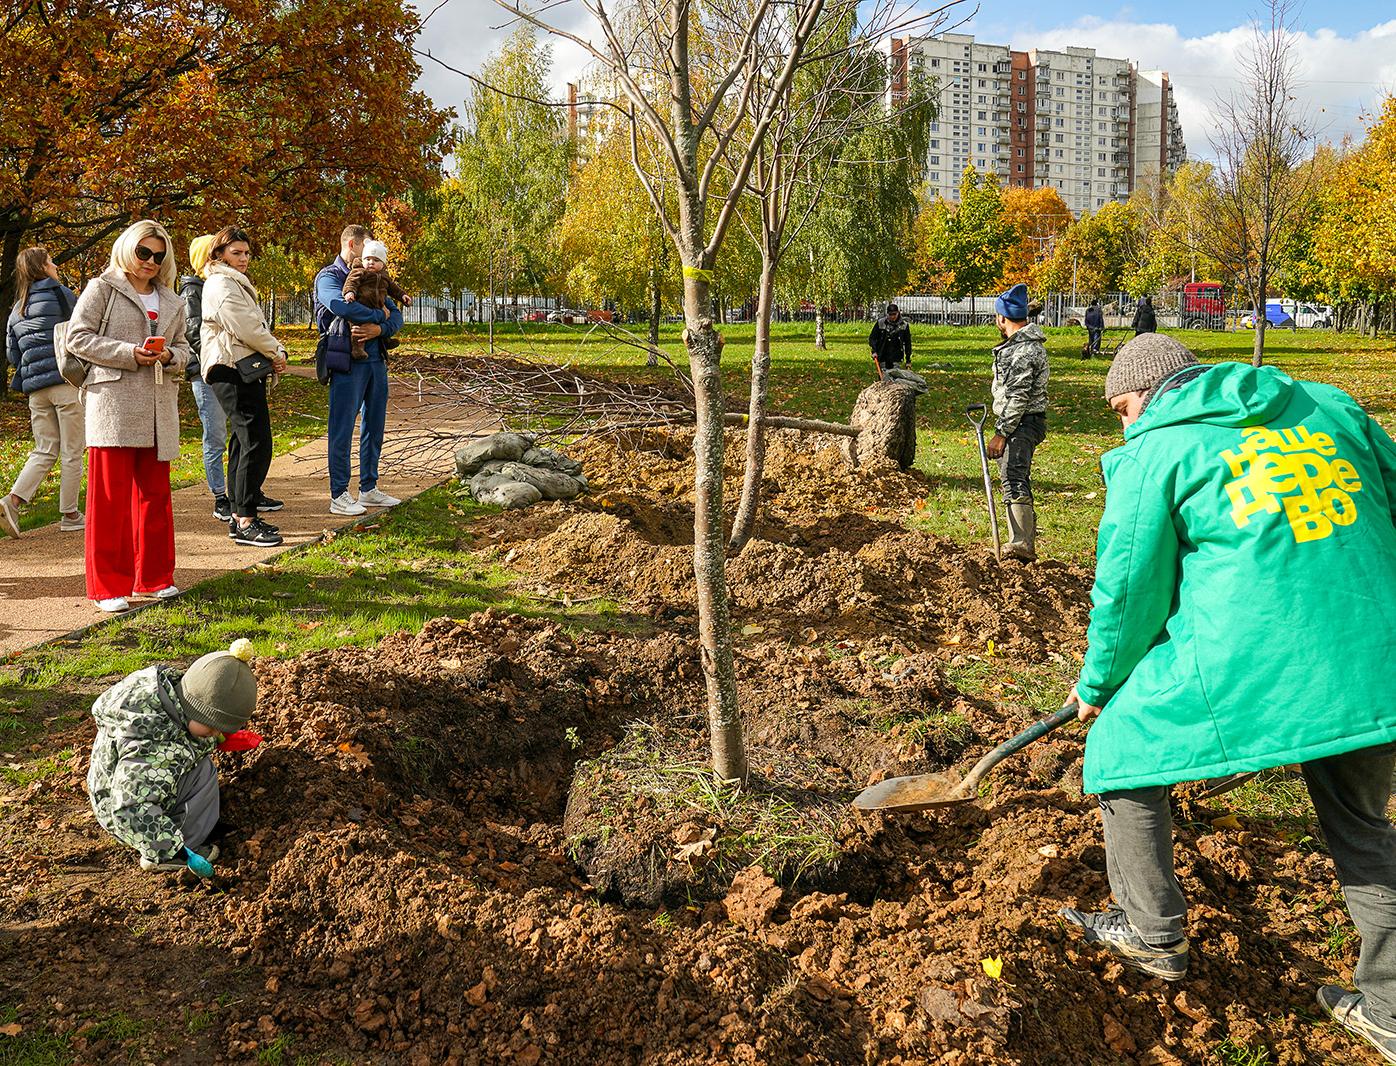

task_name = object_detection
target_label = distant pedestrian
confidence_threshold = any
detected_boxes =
[869,302,912,378]
[313,225,403,517]
[65,220,188,614]
[200,226,288,548]
[986,283,1049,562]
[1132,295,1156,336]
[181,234,231,524]
[1084,299,1105,358]
[3,246,84,537]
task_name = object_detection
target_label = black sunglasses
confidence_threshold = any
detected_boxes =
[134,246,166,264]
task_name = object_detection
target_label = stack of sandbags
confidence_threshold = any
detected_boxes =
[455,432,588,509]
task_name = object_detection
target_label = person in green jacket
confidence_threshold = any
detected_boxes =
[1058,334,1396,1063]
[87,642,258,878]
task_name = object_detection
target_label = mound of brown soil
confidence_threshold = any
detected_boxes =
[0,428,1379,1065]
[3,609,1373,1065]
[488,431,1092,657]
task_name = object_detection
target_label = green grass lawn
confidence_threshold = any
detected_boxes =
[0,484,623,768]
[332,320,1396,564]
[0,373,329,532]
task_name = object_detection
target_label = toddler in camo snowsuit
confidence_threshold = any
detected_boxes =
[86,643,257,877]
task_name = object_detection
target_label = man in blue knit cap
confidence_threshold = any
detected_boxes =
[986,282,1049,560]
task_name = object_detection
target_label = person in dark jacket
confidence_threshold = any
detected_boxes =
[181,234,231,523]
[2,246,84,537]
[869,303,912,376]
[313,224,403,517]
[1131,295,1156,336]
[1084,300,1105,357]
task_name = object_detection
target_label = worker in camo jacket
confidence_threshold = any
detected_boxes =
[986,282,1049,561]
[86,640,260,878]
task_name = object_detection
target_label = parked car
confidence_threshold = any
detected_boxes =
[1281,301,1333,329]
[523,308,549,323]
[1241,302,1297,330]
[546,309,587,324]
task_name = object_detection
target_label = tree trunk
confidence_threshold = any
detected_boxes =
[647,267,661,367]
[1252,269,1267,368]
[681,269,747,784]
[814,307,826,350]
[0,221,27,367]
[729,258,776,553]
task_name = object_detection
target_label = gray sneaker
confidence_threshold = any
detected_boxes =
[1059,905,1189,981]
[1317,986,1396,1063]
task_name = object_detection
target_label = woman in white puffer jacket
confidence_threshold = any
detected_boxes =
[200,226,288,548]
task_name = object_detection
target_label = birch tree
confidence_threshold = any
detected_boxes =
[1205,0,1311,366]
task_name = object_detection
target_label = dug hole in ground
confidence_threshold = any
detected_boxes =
[1,427,1377,1065]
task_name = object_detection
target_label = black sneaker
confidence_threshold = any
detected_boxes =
[1317,987,1396,1063]
[230,519,283,547]
[255,494,284,512]
[1059,905,1189,981]
[212,495,232,522]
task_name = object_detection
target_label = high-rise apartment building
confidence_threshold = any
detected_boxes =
[888,33,1186,215]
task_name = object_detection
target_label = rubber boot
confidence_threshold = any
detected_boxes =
[1004,501,1036,561]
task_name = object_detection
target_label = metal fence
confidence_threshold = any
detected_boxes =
[265,288,1302,333]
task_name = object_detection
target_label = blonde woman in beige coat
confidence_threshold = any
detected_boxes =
[65,220,190,613]
[200,226,288,548]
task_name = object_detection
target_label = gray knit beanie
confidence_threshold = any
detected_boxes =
[1104,334,1199,401]
[177,651,257,733]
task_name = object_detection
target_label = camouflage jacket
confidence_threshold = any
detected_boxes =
[86,666,218,862]
[990,323,1049,436]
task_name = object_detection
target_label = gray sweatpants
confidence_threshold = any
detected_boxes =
[173,755,220,851]
[1098,742,1396,1025]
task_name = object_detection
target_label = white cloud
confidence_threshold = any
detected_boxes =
[1015,18,1396,159]
[412,0,599,117]
[411,4,1396,160]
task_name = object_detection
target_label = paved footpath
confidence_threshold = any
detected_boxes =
[0,370,490,656]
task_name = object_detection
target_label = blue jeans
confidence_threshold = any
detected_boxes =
[327,357,388,498]
[190,378,227,497]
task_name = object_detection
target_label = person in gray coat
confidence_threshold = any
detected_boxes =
[3,246,84,537]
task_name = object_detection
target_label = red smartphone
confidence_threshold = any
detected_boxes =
[146,336,166,354]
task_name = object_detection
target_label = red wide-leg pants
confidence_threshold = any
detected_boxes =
[85,446,175,600]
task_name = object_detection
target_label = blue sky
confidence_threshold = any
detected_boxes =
[964,1,1392,40]
[415,2,1396,158]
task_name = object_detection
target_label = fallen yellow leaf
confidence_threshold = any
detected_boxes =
[981,956,1004,981]
[1211,814,1242,830]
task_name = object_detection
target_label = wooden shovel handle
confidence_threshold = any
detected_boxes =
[957,702,1080,797]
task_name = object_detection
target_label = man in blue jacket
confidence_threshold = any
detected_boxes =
[314,224,403,517]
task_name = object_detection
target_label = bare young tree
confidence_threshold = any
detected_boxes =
[1206,0,1311,366]
[482,0,872,782]
[726,14,946,552]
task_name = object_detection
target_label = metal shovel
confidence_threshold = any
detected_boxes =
[966,404,1001,561]
[853,702,1263,814]
[853,701,1079,812]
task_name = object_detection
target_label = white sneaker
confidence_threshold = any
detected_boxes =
[358,487,401,507]
[60,514,86,532]
[0,496,19,538]
[329,491,366,516]
[150,586,180,599]
[96,597,130,613]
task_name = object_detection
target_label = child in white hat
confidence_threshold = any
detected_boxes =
[343,238,410,358]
